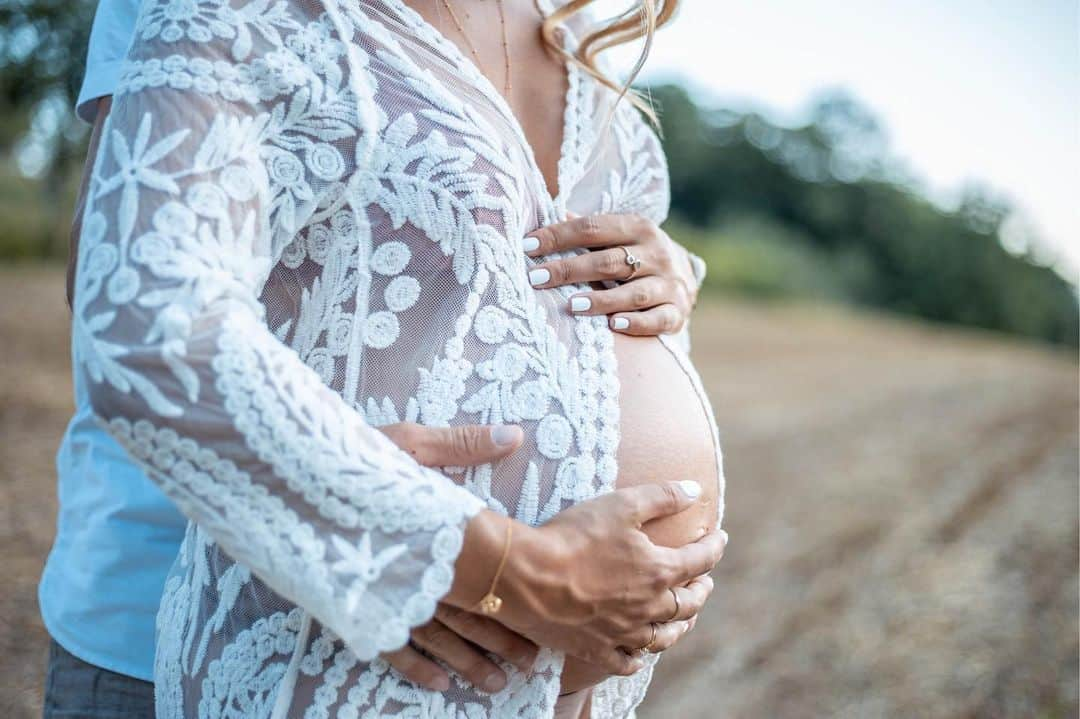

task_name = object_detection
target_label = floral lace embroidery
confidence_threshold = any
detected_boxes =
[73,0,705,716]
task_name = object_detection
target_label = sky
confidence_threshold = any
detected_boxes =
[604,0,1078,281]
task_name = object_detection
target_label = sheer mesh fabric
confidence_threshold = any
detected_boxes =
[72,0,717,716]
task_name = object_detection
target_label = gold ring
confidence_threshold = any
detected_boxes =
[635,622,659,655]
[619,245,643,280]
[666,587,681,623]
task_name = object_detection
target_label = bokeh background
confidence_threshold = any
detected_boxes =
[0,1,1077,717]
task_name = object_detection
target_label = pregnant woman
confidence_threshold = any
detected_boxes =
[72,0,725,716]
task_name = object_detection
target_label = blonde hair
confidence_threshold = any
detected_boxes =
[540,0,679,124]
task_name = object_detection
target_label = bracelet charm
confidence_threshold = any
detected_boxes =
[477,592,503,615]
[474,517,512,615]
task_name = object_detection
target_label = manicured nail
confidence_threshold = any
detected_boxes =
[611,317,630,330]
[570,296,591,313]
[482,671,507,693]
[522,236,540,252]
[719,529,729,545]
[514,650,536,671]
[529,268,550,286]
[491,424,523,447]
[678,480,702,499]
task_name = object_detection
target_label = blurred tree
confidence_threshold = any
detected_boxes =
[0,3,1073,346]
[650,84,1078,347]
[0,0,93,257]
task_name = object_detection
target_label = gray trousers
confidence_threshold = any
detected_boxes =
[43,638,154,719]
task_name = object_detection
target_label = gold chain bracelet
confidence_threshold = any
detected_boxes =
[475,516,513,615]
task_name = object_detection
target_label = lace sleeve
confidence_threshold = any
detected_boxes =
[72,0,485,661]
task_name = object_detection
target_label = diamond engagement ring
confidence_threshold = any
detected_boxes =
[619,245,643,280]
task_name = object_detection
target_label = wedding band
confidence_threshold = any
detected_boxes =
[619,245,643,280]
[666,588,681,622]
[634,622,659,655]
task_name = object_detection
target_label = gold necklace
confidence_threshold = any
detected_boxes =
[439,0,512,96]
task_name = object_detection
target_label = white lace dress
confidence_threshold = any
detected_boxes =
[73,0,721,716]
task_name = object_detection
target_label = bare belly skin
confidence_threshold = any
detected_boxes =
[559,333,720,699]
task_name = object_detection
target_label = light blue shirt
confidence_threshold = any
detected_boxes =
[39,0,186,682]
[74,0,139,122]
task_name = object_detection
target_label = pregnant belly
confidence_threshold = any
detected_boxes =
[559,333,720,699]
[609,333,719,544]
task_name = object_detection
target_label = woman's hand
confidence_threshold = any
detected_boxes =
[378,422,538,694]
[447,481,728,677]
[523,213,699,336]
[559,573,715,694]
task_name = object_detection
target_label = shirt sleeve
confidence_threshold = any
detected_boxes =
[76,0,141,122]
[73,0,486,661]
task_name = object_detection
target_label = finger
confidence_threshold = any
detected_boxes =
[610,304,685,336]
[524,214,655,257]
[652,574,714,623]
[435,604,538,672]
[567,276,674,316]
[648,620,693,653]
[595,648,647,677]
[380,423,524,468]
[613,480,705,526]
[411,620,508,693]
[528,247,645,289]
[672,574,714,621]
[622,620,692,655]
[382,643,451,692]
[661,529,729,586]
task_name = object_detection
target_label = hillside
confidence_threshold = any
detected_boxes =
[0,266,1076,718]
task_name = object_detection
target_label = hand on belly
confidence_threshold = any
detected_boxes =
[561,333,720,693]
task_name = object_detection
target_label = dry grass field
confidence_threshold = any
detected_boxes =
[1,265,1076,718]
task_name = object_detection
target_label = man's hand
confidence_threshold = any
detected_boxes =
[378,422,538,693]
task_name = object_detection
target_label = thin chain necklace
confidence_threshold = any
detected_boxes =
[439,0,512,96]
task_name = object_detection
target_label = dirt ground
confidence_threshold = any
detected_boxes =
[1,265,1076,718]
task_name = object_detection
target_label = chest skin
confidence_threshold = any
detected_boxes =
[407,0,569,200]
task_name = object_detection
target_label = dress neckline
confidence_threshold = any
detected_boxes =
[382,0,582,223]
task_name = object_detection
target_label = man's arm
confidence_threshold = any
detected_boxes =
[67,95,112,310]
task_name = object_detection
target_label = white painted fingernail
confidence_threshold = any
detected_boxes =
[491,424,522,447]
[611,317,630,330]
[529,268,550,286]
[570,296,591,313]
[522,236,540,252]
[678,480,702,499]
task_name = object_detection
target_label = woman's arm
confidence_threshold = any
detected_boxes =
[75,0,489,662]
